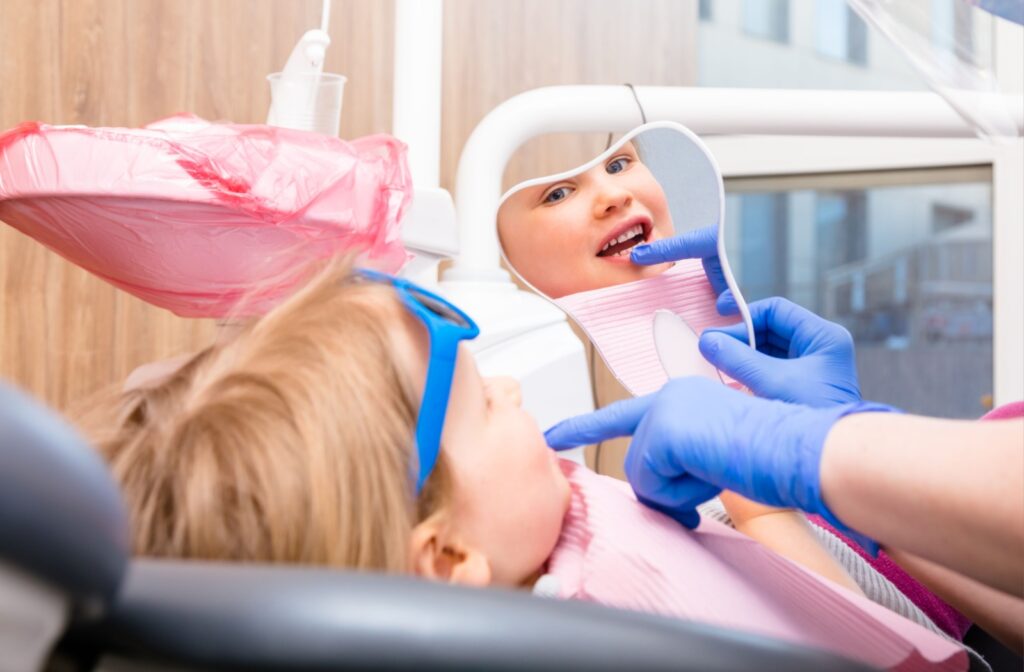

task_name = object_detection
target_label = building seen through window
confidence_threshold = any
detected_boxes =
[723,174,993,419]
[699,0,713,22]
[741,0,790,43]
[814,0,868,65]
[698,0,928,90]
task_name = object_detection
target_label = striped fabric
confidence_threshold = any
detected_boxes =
[698,500,989,671]
[698,498,946,636]
[554,259,742,397]
[542,461,968,671]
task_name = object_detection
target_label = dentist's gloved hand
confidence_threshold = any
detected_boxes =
[545,377,892,550]
[699,297,861,407]
[631,226,738,315]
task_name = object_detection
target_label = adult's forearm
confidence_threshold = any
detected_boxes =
[819,413,1024,595]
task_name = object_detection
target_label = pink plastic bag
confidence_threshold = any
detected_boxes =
[0,115,412,317]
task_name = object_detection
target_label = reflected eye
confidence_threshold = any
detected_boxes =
[606,157,631,174]
[542,186,573,204]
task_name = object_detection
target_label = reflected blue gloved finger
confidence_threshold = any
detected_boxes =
[544,395,653,450]
[631,226,719,265]
[715,288,738,316]
[632,227,738,315]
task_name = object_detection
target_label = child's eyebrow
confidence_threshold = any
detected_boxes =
[536,180,565,194]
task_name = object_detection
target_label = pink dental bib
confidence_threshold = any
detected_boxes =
[544,461,968,671]
[554,260,741,396]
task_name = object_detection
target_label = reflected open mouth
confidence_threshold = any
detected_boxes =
[596,218,651,258]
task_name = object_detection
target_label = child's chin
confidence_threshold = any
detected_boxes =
[549,457,573,507]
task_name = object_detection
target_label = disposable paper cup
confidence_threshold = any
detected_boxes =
[267,72,347,137]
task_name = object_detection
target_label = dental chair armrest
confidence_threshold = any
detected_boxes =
[86,559,875,671]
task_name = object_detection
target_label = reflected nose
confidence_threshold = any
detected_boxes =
[592,180,632,218]
[487,376,522,407]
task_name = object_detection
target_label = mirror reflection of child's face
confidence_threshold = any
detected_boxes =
[498,143,674,299]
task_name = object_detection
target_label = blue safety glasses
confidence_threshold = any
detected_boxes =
[357,269,480,493]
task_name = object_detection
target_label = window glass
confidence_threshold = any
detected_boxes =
[742,0,789,43]
[699,0,994,89]
[815,0,849,60]
[723,170,993,418]
[699,0,925,88]
[815,0,868,65]
[699,0,713,21]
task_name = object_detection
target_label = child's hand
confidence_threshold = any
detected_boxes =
[718,490,792,528]
[719,491,864,596]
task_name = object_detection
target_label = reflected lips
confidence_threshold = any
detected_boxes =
[597,216,651,258]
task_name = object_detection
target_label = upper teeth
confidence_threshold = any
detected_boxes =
[601,224,643,253]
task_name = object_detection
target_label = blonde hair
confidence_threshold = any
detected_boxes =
[74,260,449,573]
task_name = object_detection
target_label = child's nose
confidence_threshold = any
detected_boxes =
[593,184,633,218]
[487,376,522,407]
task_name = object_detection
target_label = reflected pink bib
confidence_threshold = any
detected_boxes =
[554,260,742,396]
[545,461,967,671]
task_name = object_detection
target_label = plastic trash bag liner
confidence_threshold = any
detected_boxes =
[0,114,412,317]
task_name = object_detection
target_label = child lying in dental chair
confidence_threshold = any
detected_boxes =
[74,260,972,670]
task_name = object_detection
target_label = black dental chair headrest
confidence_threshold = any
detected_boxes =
[0,383,129,617]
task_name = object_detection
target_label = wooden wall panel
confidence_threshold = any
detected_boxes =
[1,0,694,480]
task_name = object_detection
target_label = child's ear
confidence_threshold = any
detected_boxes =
[410,520,492,587]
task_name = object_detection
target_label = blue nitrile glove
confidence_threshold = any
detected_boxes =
[699,297,861,408]
[631,226,738,315]
[545,377,892,552]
